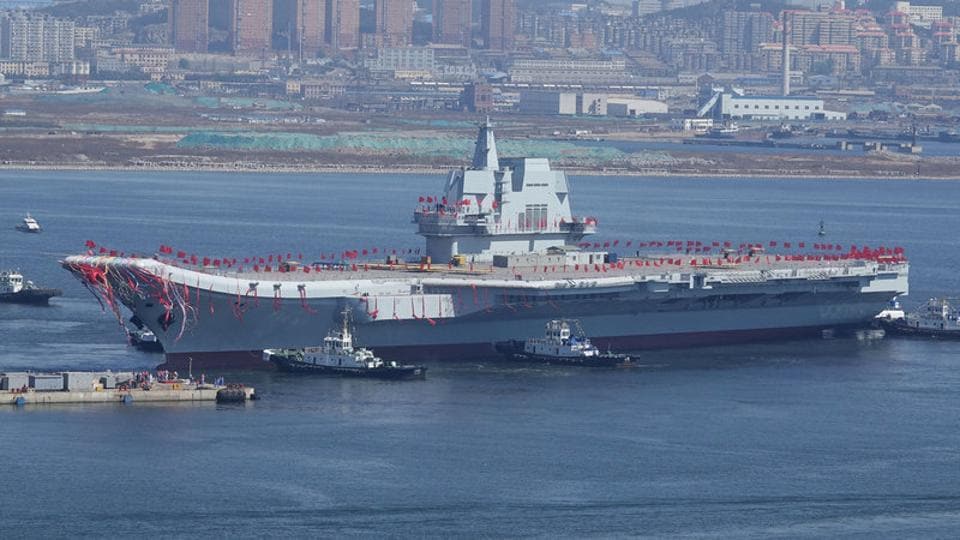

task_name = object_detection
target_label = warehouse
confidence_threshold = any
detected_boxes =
[716,93,845,121]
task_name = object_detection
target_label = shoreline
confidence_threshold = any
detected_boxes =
[0,162,954,180]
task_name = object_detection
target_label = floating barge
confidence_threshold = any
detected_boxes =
[1,371,255,406]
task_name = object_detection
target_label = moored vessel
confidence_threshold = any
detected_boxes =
[265,310,427,379]
[0,271,62,305]
[61,121,910,371]
[496,319,630,367]
[701,122,739,139]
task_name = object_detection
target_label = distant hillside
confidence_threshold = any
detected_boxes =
[38,0,141,18]
[650,0,828,20]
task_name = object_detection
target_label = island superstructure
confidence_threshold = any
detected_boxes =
[63,122,910,369]
[414,120,595,262]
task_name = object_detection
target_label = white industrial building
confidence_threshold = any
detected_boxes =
[719,94,845,120]
[519,91,579,115]
[607,97,669,117]
[699,88,845,121]
[519,91,667,117]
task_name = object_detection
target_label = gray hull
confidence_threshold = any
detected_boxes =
[61,251,908,370]
[117,279,901,369]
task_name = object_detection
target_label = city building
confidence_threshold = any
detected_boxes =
[720,9,774,54]
[375,0,414,47]
[509,57,629,84]
[277,0,326,58]
[366,46,435,76]
[433,0,472,48]
[632,0,663,17]
[759,42,862,75]
[785,10,854,47]
[431,44,477,80]
[327,0,360,50]
[480,0,515,51]
[0,60,53,77]
[893,1,942,28]
[233,0,273,55]
[95,46,173,74]
[73,26,99,49]
[461,81,493,112]
[0,12,75,62]
[169,0,209,53]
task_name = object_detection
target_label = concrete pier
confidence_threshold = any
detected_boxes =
[3,385,255,406]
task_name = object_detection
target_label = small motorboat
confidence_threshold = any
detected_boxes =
[496,319,631,367]
[129,328,164,352]
[15,214,42,233]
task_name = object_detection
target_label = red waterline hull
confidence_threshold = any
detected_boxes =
[157,324,859,371]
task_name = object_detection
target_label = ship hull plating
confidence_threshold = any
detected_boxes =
[159,324,867,371]
[878,318,960,340]
[0,289,62,305]
[149,289,897,370]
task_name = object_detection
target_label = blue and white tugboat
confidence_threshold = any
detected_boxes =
[880,297,960,339]
[265,310,427,379]
[497,319,631,367]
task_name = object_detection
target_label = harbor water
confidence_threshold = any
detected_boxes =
[2,170,960,536]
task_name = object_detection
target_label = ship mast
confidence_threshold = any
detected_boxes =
[472,117,499,171]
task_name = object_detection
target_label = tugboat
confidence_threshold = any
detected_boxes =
[0,270,62,305]
[496,319,631,367]
[264,310,427,379]
[14,214,42,233]
[879,298,960,339]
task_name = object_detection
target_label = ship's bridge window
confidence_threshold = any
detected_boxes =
[521,204,548,231]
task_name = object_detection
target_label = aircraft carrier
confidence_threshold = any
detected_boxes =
[62,122,910,369]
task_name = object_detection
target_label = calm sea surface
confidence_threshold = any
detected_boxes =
[2,170,960,537]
